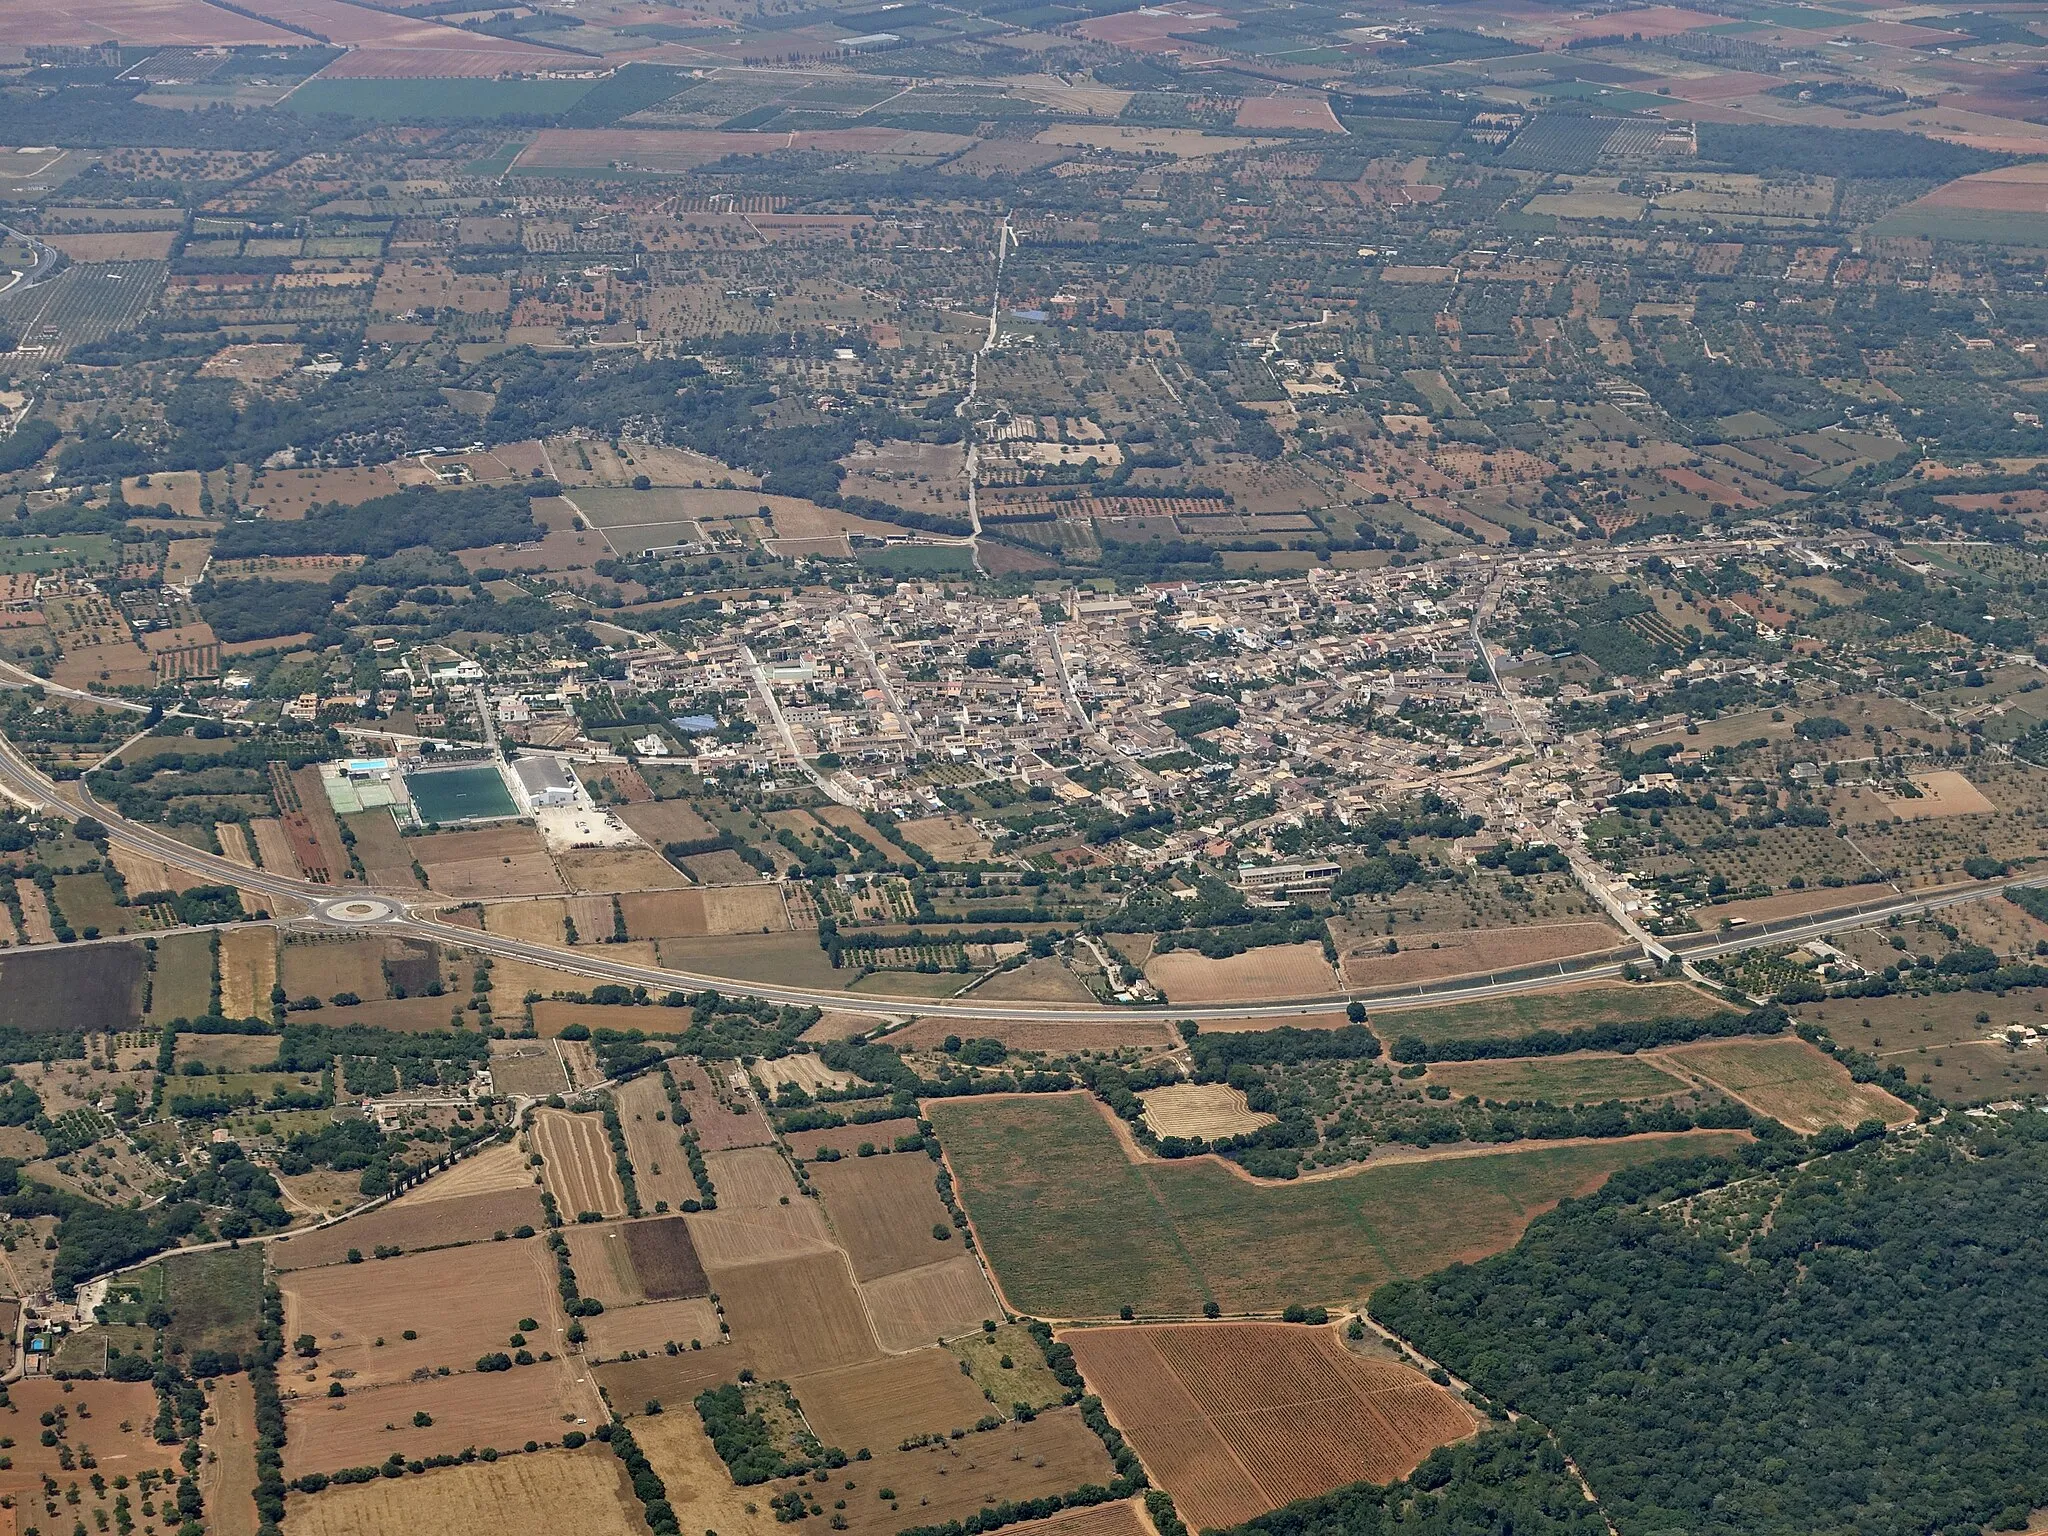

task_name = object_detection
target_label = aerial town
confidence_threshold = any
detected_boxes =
[0,0,2045,1533]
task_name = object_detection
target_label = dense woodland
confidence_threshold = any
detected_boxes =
[1371,1116,2048,1536]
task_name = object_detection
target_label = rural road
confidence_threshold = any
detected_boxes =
[0,673,2034,1022]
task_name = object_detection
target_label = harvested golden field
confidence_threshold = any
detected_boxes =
[792,1347,991,1449]
[284,1361,606,1480]
[395,1144,536,1203]
[709,1249,881,1377]
[1001,1500,1150,1536]
[686,1202,837,1266]
[268,1187,544,1270]
[1147,944,1340,1003]
[787,1116,921,1160]
[219,925,278,1020]
[1657,1036,1913,1133]
[829,1408,1115,1536]
[756,1053,859,1096]
[483,898,569,945]
[202,1373,261,1536]
[628,1402,787,1536]
[0,1381,163,1508]
[702,1145,803,1208]
[582,1296,722,1360]
[596,1340,756,1416]
[281,1242,560,1391]
[1140,1084,1275,1140]
[897,815,992,862]
[531,1107,626,1218]
[557,847,687,896]
[614,1071,701,1210]
[284,1448,644,1536]
[811,1152,959,1280]
[620,885,788,938]
[1340,921,1623,989]
[1065,1323,1477,1529]
[861,1254,999,1351]
[672,1065,776,1150]
[280,935,393,1004]
[492,1039,571,1097]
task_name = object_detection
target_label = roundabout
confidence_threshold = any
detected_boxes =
[312,896,404,926]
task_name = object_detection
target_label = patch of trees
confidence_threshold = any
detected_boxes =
[1388,1005,1770,1064]
[191,579,333,644]
[1373,1116,2048,1536]
[1698,120,2002,180]
[1187,1024,1382,1078]
[695,1382,844,1484]
[213,485,541,561]
[0,420,59,475]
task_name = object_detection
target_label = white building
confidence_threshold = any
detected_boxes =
[511,755,578,809]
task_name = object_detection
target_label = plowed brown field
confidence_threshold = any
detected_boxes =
[1064,1323,1477,1529]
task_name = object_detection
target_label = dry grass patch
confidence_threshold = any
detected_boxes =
[861,1254,999,1351]
[1340,921,1623,988]
[1140,1084,1275,1140]
[531,1108,626,1218]
[794,1347,991,1449]
[483,898,569,945]
[1147,944,1339,1003]
[283,1365,603,1480]
[219,925,278,1020]
[280,1242,558,1391]
[709,1249,880,1377]
[267,1188,544,1270]
[1427,1053,1691,1104]
[582,1295,722,1360]
[1065,1323,1477,1530]
[283,1448,643,1536]
[812,1152,965,1280]
[827,1407,1114,1536]
[1657,1036,1912,1132]
[614,1071,702,1211]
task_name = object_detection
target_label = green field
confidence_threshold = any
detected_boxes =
[928,1093,1750,1318]
[1380,982,1736,1048]
[284,76,597,123]
[1872,205,2048,247]
[857,544,978,576]
[148,931,219,1024]
[1427,1053,1691,1104]
[406,764,518,823]
[0,534,116,573]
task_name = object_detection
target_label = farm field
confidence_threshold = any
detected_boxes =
[283,1358,602,1478]
[862,1253,1000,1350]
[1146,943,1340,1003]
[565,1215,708,1306]
[581,1295,722,1359]
[530,1107,627,1218]
[280,1241,561,1391]
[791,1346,992,1448]
[1656,1036,1913,1133]
[709,1248,880,1376]
[1426,1053,1692,1104]
[1377,981,1735,1048]
[1066,1322,1476,1530]
[219,926,279,1021]
[147,929,217,1022]
[0,1380,164,1510]
[1340,921,1624,988]
[284,1448,643,1536]
[1140,1083,1275,1139]
[809,1150,960,1279]
[268,1184,543,1269]
[1792,993,2048,1104]
[930,1093,1748,1316]
[786,1116,922,1159]
[613,1071,701,1210]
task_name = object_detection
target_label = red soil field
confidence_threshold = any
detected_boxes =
[1065,1323,1477,1531]
[2,0,300,45]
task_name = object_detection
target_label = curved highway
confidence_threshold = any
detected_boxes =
[0,676,2036,1022]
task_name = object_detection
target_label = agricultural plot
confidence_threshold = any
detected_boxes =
[786,1116,922,1160]
[284,1448,644,1536]
[930,1094,1748,1317]
[530,1107,627,1218]
[861,1253,1000,1350]
[614,1071,702,1210]
[809,1151,960,1280]
[949,1322,1069,1412]
[1427,1053,1692,1104]
[1657,1037,1912,1133]
[826,1408,1115,1536]
[280,1241,560,1393]
[284,1364,603,1480]
[1147,944,1341,1003]
[146,929,217,1023]
[269,1184,544,1269]
[707,1248,880,1377]
[491,1038,571,1097]
[564,1216,708,1308]
[1377,981,1733,1049]
[219,926,279,1021]
[1140,1084,1275,1140]
[792,1347,992,1449]
[1065,1323,1476,1530]
[0,943,147,1034]
[0,1381,163,1510]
